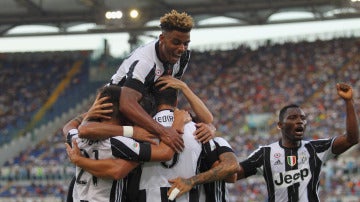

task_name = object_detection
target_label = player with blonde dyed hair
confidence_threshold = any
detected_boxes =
[64,10,216,202]
[109,9,213,155]
[160,9,194,32]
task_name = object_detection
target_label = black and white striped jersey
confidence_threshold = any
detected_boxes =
[199,137,235,202]
[240,138,336,202]
[110,40,190,95]
[70,135,151,202]
[138,109,215,202]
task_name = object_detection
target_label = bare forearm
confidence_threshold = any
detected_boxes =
[75,157,137,180]
[172,119,184,133]
[74,157,114,178]
[150,142,175,161]
[149,111,187,161]
[182,87,213,124]
[172,110,187,133]
[345,99,359,144]
[62,114,84,139]
[120,95,165,137]
[189,162,234,186]
[224,173,238,183]
[189,152,239,186]
[236,165,246,180]
[121,103,164,135]
[78,122,124,139]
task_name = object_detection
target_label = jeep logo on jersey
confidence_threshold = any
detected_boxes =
[274,168,310,188]
[287,156,297,166]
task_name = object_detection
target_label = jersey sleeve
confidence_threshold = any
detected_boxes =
[199,140,219,171]
[239,147,265,178]
[110,136,151,162]
[174,50,190,79]
[199,137,235,172]
[123,59,156,95]
[309,137,336,162]
[213,137,234,155]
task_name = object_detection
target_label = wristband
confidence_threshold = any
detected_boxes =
[168,188,180,200]
[68,129,79,136]
[67,129,78,147]
[123,126,134,138]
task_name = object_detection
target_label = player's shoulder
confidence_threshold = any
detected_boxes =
[247,142,274,157]
[130,40,157,59]
[213,136,231,147]
[110,135,140,148]
[201,136,231,154]
[306,137,334,151]
[268,141,280,147]
[307,138,333,144]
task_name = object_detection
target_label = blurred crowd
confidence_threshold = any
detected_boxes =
[1,37,360,201]
[0,51,91,146]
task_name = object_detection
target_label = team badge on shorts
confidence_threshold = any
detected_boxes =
[287,156,297,167]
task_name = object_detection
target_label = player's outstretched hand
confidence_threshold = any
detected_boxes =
[84,95,113,121]
[167,177,193,200]
[65,139,82,164]
[336,82,353,101]
[133,126,158,145]
[194,123,216,143]
[160,127,184,153]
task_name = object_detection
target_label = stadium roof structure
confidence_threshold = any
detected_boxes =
[0,0,360,38]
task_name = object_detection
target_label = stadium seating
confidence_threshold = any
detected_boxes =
[1,37,360,201]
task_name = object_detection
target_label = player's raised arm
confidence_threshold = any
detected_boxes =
[156,76,216,143]
[156,76,213,124]
[62,113,84,141]
[332,82,359,154]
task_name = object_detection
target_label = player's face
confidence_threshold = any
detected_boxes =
[279,107,307,143]
[159,30,190,64]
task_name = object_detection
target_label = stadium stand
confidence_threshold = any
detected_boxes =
[0,51,100,146]
[0,36,360,201]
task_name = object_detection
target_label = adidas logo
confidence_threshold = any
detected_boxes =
[274,159,282,165]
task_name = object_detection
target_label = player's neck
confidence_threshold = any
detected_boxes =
[281,138,301,148]
[157,104,174,112]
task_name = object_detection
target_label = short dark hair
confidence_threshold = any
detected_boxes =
[152,82,178,107]
[139,92,156,116]
[279,104,300,122]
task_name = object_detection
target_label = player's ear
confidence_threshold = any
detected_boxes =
[277,122,282,130]
[159,33,165,42]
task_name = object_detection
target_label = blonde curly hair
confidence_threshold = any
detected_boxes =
[160,10,194,33]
